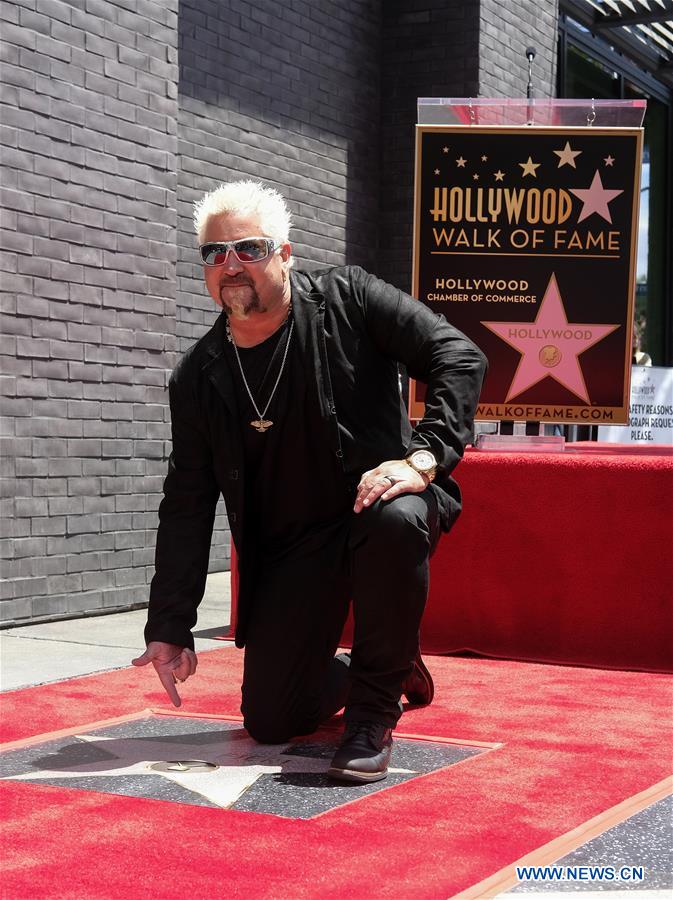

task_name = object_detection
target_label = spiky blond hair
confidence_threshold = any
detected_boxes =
[193,180,293,245]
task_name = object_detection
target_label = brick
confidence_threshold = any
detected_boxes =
[66,513,101,534]
[81,459,115,477]
[46,535,82,555]
[15,457,47,477]
[33,278,69,301]
[65,592,104,614]
[45,573,83,594]
[31,516,66,536]
[0,22,37,50]
[66,551,101,573]
[32,319,67,340]
[0,598,33,621]
[32,594,70,617]
[82,419,119,438]
[82,495,115,514]
[49,495,83,516]
[15,497,48,517]
[16,336,49,358]
[82,570,116,590]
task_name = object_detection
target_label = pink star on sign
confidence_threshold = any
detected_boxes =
[481,273,619,403]
[569,169,623,224]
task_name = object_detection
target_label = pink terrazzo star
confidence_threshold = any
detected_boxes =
[569,169,623,224]
[481,274,620,403]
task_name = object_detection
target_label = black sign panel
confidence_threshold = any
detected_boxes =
[411,126,642,424]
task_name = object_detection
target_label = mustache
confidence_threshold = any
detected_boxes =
[220,278,252,287]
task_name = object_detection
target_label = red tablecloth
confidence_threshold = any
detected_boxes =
[230,444,672,671]
[418,444,673,671]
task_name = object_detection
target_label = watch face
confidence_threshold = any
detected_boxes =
[410,450,435,471]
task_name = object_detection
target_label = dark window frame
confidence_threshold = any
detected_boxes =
[558,12,672,365]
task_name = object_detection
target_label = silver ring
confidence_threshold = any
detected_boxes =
[384,476,396,486]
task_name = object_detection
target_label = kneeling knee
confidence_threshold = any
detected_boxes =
[244,717,294,744]
[362,494,430,547]
[244,711,318,745]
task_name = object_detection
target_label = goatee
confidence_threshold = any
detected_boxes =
[219,284,266,318]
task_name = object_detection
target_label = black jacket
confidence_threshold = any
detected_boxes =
[146,266,487,649]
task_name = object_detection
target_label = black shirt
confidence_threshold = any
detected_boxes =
[225,316,352,565]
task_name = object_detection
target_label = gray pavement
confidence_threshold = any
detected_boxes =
[0,571,232,692]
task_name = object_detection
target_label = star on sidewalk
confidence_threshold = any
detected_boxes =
[456,156,466,168]
[494,170,505,182]
[570,169,623,224]
[604,155,615,166]
[553,141,582,168]
[4,729,416,810]
[519,156,540,178]
[481,273,619,403]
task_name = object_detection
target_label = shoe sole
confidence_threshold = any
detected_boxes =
[404,655,435,705]
[327,766,388,783]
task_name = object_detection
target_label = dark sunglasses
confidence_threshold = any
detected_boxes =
[199,237,280,266]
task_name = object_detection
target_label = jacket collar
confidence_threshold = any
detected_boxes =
[201,312,236,413]
[290,270,324,352]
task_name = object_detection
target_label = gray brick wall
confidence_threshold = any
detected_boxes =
[0,0,180,624]
[378,1,481,290]
[1,0,563,625]
[176,0,382,352]
[478,0,558,100]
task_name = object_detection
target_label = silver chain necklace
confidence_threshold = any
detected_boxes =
[225,308,294,433]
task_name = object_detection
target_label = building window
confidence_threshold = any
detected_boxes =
[559,15,672,366]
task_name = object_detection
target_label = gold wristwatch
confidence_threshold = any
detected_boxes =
[405,449,437,483]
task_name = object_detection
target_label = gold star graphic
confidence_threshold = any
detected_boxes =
[519,157,540,178]
[553,141,582,169]
[473,173,479,181]
[604,155,615,166]
[494,170,505,182]
[456,157,466,168]
[442,146,449,154]
[481,155,488,162]
[434,168,440,175]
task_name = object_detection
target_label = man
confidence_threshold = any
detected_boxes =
[133,180,486,783]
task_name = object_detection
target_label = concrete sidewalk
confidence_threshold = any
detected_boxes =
[0,571,232,692]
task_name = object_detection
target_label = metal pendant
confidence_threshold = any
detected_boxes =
[251,418,273,432]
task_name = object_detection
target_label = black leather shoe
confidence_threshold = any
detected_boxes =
[401,651,434,705]
[327,721,393,783]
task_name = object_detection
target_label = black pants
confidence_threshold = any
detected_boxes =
[240,489,441,743]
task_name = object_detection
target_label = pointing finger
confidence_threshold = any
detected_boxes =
[156,664,182,708]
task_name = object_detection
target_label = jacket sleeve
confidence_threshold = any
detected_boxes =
[353,267,487,476]
[145,371,220,651]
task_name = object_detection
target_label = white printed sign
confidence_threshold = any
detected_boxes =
[598,366,673,445]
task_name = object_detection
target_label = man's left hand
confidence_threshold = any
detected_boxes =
[354,460,428,513]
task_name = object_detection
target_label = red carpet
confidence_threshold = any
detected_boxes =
[2,648,671,898]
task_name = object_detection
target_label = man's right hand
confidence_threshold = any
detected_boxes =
[131,641,198,708]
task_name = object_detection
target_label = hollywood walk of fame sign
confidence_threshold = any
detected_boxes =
[411,125,643,424]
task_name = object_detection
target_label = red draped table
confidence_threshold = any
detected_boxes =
[229,444,672,672]
[417,443,673,672]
